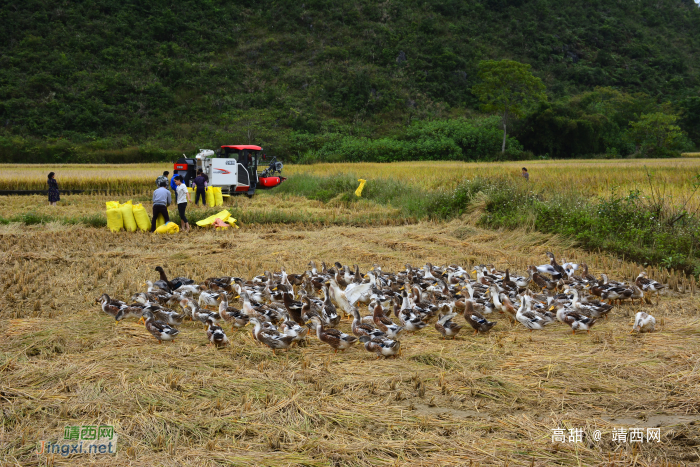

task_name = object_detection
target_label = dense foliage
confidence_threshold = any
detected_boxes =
[1,0,699,162]
[516,88,694,158]
[293,117,524,163]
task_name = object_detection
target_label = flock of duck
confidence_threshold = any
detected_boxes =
[98,253,664,358]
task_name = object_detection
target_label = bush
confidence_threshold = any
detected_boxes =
[434,178,700,275]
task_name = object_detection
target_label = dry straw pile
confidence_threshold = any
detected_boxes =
[1,220,699,466]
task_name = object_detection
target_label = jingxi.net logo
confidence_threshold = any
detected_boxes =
[36,425,117,456]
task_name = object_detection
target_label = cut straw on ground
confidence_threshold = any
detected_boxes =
[1,221,699,466]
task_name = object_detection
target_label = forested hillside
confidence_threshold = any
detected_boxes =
[1,0,699,162]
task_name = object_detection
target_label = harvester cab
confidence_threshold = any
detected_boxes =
[173,145,285,198]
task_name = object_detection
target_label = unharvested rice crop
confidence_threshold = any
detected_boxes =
[286,159,700,210]
[3,158,700,210]
[1,221,699,466]
[0,164,157,192]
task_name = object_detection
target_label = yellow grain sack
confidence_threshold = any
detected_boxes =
[205,187,215,207]
[196,210,231,227]
[119,200,137,232]
[106,201,120,210]
[132,204,150,231]
[155,221,179,234]
[106,208,123,232]
[214,187,224,206]
[355,179,367,197]
[155,214,165,229]
[226,217,240,229]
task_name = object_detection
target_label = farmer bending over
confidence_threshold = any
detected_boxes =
[151,181,171,232]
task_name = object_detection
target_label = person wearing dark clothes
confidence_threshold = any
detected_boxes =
[521,167,529,181]
[47,172,60,206]
[151,181,172,232]
[193,170,207,207]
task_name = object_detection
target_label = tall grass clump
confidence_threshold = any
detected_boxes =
[433,176,700,275]
[276,173,437,219]
[275,173,359,202]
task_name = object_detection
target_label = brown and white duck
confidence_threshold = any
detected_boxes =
[359,335,401,359]
[434,312,463,339]
[142,310,179,343]
[372,303,404,339]
[218,292,249,330]
[249,317,295,354]
[155,266,194,291]
[307,316,358,353]
[351,307,385,339]
[463,299,497,335]
[636,272,665,301]
[206,318,229,348]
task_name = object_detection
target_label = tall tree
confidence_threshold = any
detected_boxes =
[626,112,691,157]
[472,60,546,153]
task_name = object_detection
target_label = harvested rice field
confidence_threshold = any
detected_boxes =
[1,220,699,466]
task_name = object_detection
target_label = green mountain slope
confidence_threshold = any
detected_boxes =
[1,0,698,161]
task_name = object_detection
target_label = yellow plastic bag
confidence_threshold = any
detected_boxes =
[106,208,123,232]
[155,214,165,229]
[213,187,224,206]
[226,217,240,229]
[355,179,367,197]
[187,187,194,194]
[132,203,150,232]
[205,187,215,207]
[119,200,137,232]
[196,210,231,228]
[155,221,179,234]
[106,201,120,210]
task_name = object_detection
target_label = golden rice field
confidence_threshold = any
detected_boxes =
[3,158,700,205]
[1,220,699,466]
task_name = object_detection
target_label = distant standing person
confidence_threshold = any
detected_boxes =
[156,171,169,188]
[47,172,60,206]
[193,169,207,208]
[170,172,179,192]
[151,181,171,232]
[522,167,529,181]
[174,176,191,233]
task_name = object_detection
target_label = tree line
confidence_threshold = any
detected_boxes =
[0,0,698,162]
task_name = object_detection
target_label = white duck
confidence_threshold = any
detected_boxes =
[198,291,220,310]
[327,278,353,318]
[632,312,656,333]
[515,296,547,331]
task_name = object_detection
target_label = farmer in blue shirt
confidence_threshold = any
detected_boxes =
[170,173,179,191]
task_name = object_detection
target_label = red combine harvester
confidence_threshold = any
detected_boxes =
[173,145,285,198]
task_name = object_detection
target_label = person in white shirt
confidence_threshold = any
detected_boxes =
[174,176,191,232]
